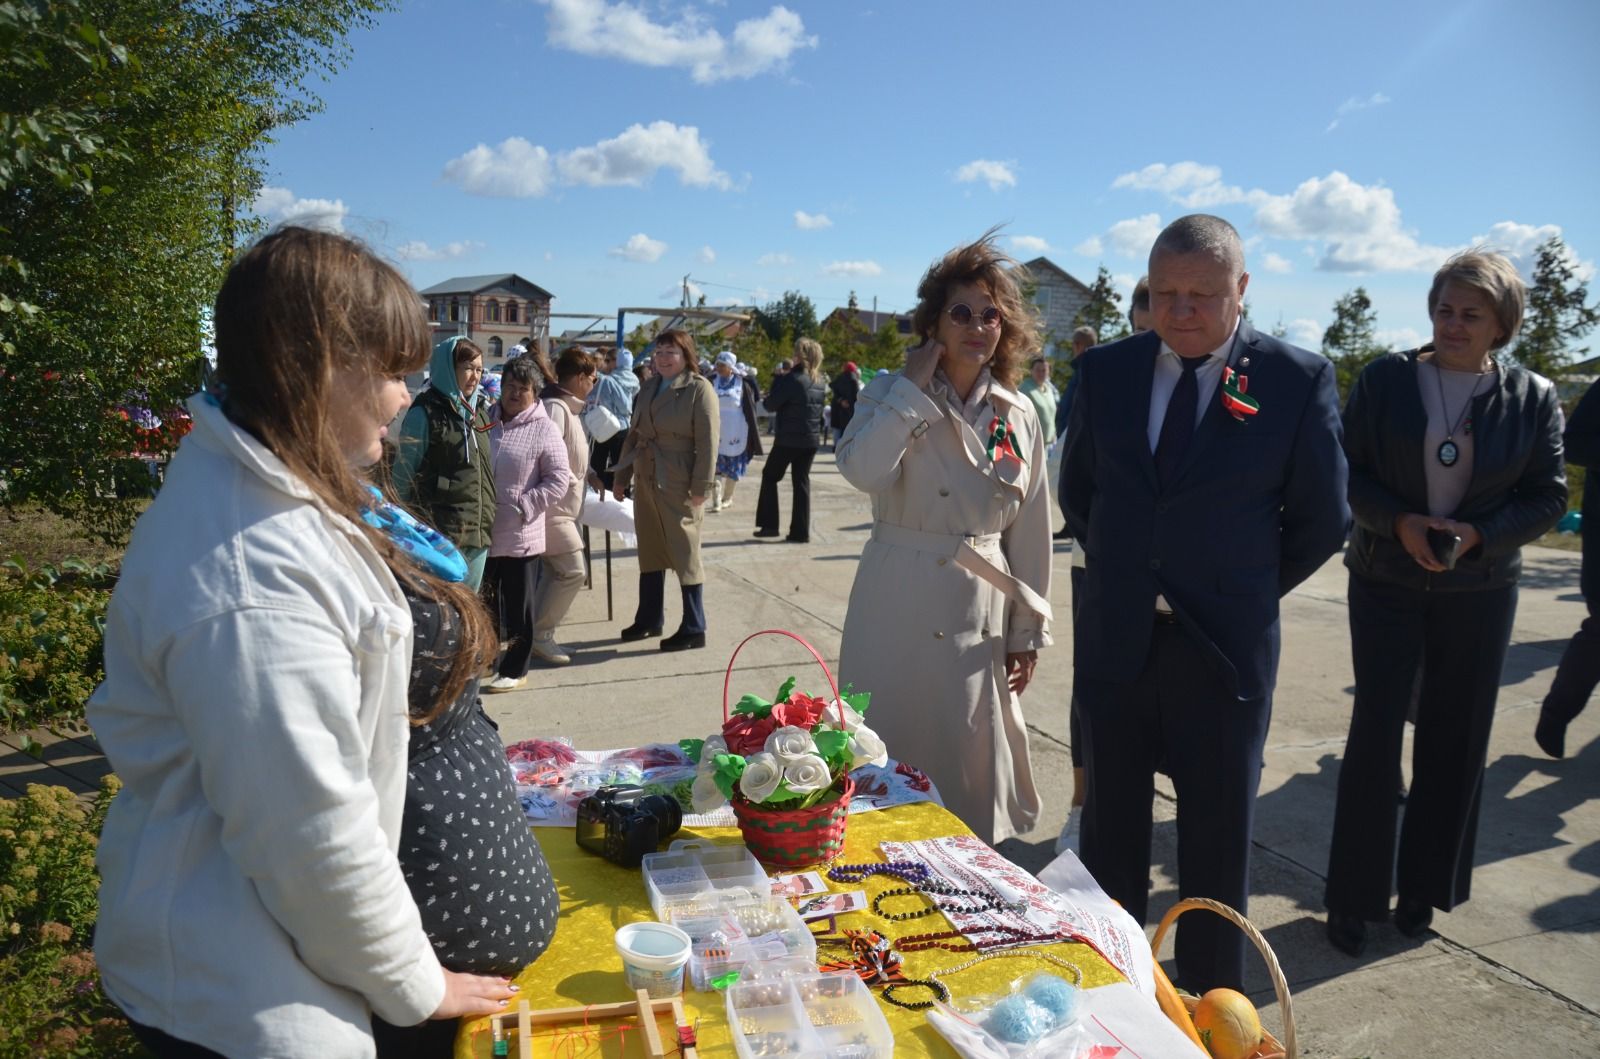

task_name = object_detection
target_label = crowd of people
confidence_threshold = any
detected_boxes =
[79,218,1596,1057]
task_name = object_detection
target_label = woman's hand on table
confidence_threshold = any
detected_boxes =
[1006,650,1038,695]
[431,969,518,1019]
[904,339,943,390]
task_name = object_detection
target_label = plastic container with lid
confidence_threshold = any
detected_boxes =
[640,838,768,919]
[725,960,894,1059]
[666,893,816,992]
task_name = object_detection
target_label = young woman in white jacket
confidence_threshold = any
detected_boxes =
[88,227,520,1058]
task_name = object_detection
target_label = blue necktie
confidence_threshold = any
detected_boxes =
[1155,356,1204,488]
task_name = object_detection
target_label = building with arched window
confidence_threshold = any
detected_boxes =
[419,273,554,370]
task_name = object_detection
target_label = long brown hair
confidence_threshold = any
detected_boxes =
[652,328,701,375]
[213,226,495,722]
[910,227,1041,388]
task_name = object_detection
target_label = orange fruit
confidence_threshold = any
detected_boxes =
[1191,988,1263,1059]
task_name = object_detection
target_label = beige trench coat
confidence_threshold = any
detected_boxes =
[837,371,1054,845]
[541,390,590,556]
[615,371,719,584]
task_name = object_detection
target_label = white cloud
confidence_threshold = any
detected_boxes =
[1327,92,1391,133]
[252,186,348,232]
[1255,171,1451,272]
[609,232,668,262]
[823,260,882,277]
[1073,236,1103,257]
[1286,318,1323,348]
[394,239,483,262]
[440,138,554,197]
[1376,327,1426,351]
[1262,252,1293,274]
[698,245,716,264]
[794,210,832,230]
[443,122,730,197]
[954,159,1016,191]
[757,252,793,266]
[1473,221,1594,283]
[539,0,817,83]
[557,121,731,189]
[1111,162,1256,209]
[1010,235,1050,254]
[1106,213,1163,259]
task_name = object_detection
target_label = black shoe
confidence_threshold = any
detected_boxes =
[1535,708,1568,759]
[1326,911,1367,957]
[660,630,706,652]
[1053,527,1073,540]
[784,535,809,543]
[753,528,781,538]
[1394,896,1433,937]
[619,622,663,642]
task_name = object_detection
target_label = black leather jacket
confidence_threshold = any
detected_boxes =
[1344,349,1567,591]
[764,369,827,449]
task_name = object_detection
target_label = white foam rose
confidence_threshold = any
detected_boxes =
[782,753,832,795]
[824,699,865,732]
[691,771,727,812]
[739,751,784,803]
[698,734,728,773]
[848,725,889,769]
[764,725,815,763]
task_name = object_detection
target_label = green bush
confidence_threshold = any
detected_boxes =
[0,561,113,736]
[0,779,143,1058]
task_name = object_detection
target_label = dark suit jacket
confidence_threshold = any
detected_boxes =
[1566,378,1600,601]
[1061,322,1350,700]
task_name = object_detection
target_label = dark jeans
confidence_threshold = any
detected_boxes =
[485,554,539,679]
[1543,602,1600,727]
[755,443,816,540]
[128,1019,226,1058]
[373,1013,459,1058]
[1076,622,1270,992]
[590,434,626,491]
[1325,573,1518,920]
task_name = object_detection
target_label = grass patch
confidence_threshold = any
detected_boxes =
[0,506,129,570]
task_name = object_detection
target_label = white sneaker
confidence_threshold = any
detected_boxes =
[483,675,527,693]
[529,636,572,666]
[1054,806,1083,856]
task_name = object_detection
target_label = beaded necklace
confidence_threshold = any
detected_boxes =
[880,948,1085,1011]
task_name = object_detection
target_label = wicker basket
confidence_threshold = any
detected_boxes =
[1150,897,1296,1059]
[722,629,855,868]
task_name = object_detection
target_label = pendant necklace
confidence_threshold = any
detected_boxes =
[1432,358,1487,468]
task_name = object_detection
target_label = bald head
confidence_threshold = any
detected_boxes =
[1149,214,1245,279]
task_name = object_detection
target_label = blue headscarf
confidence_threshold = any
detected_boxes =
[429,335,488,459]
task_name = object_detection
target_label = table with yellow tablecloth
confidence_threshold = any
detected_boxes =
[455,801,1126,1059]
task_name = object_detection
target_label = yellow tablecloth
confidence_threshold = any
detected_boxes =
[455,802,1125,1058]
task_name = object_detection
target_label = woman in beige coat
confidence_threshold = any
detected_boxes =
[837,234,1053,845]
[613,329,719,651]
[531,346,601,665]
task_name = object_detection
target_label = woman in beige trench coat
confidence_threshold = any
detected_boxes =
[837,234,1054,845]
[614,329,719,651]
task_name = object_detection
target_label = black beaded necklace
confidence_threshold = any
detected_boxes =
[870,882,1022,921]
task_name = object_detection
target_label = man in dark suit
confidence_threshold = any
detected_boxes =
[1061,214,1350,991]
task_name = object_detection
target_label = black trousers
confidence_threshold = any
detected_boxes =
[591,434,626,491]
[1325,573,1518,920]
[373,1013,459,1058]
[485,554,539,679]
[1067,565,1084,768]
[128,1019,226,1058]
[1076,621,1270,992]
[1543,601,1600,727]
[755,443,816,539]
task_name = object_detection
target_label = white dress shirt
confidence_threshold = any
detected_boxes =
[1146,320,1239,451]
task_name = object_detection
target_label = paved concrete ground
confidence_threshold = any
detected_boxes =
[483,449,1600,1058]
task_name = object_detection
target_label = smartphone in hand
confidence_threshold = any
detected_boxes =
[1426,527,1462,570]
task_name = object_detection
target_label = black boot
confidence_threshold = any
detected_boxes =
[662,583,706,651]
[1393,896,1433,938]
[621,571,664,641]
[1325,911,1368,957]
[1535,706,1568,759]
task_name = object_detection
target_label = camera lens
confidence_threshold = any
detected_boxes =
[640,794,683,841]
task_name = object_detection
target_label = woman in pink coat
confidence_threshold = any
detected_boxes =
[483,355,571,692]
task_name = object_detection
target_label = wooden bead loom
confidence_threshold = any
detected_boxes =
[488,989,698,1058]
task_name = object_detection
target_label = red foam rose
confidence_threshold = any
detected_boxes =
[770,693,830,730]
[722,713,778,756]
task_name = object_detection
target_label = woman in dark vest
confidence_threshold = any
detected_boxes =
[393,337,496,590]
[755,337,827,543]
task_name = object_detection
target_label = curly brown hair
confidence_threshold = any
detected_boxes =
[910,228,1041,388]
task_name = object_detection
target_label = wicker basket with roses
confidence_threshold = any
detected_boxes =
[680,630,888,866]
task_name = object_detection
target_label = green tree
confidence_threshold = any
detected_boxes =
[753,290,819,342]
[1321,287,1386,399]
[0,0,394,543]
[858,318,908,374]
[1513,236,1599,378]
[1072,266,1130,344]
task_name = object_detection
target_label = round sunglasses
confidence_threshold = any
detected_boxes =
[946,303,1003,329]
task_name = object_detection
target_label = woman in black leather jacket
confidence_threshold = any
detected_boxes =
[1324,250,1567,957]
[755,337,827,542]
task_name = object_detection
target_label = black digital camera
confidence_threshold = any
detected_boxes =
[574,784,684,867]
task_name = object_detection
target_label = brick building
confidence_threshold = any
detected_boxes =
[419,274,554,366]
[1019,257,1094,357]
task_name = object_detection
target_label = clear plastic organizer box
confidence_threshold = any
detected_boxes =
[640,839,769,919]
[725,961,894,1059]
[665,892,817,992]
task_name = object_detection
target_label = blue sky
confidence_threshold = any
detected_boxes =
[258,0,1600,352]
